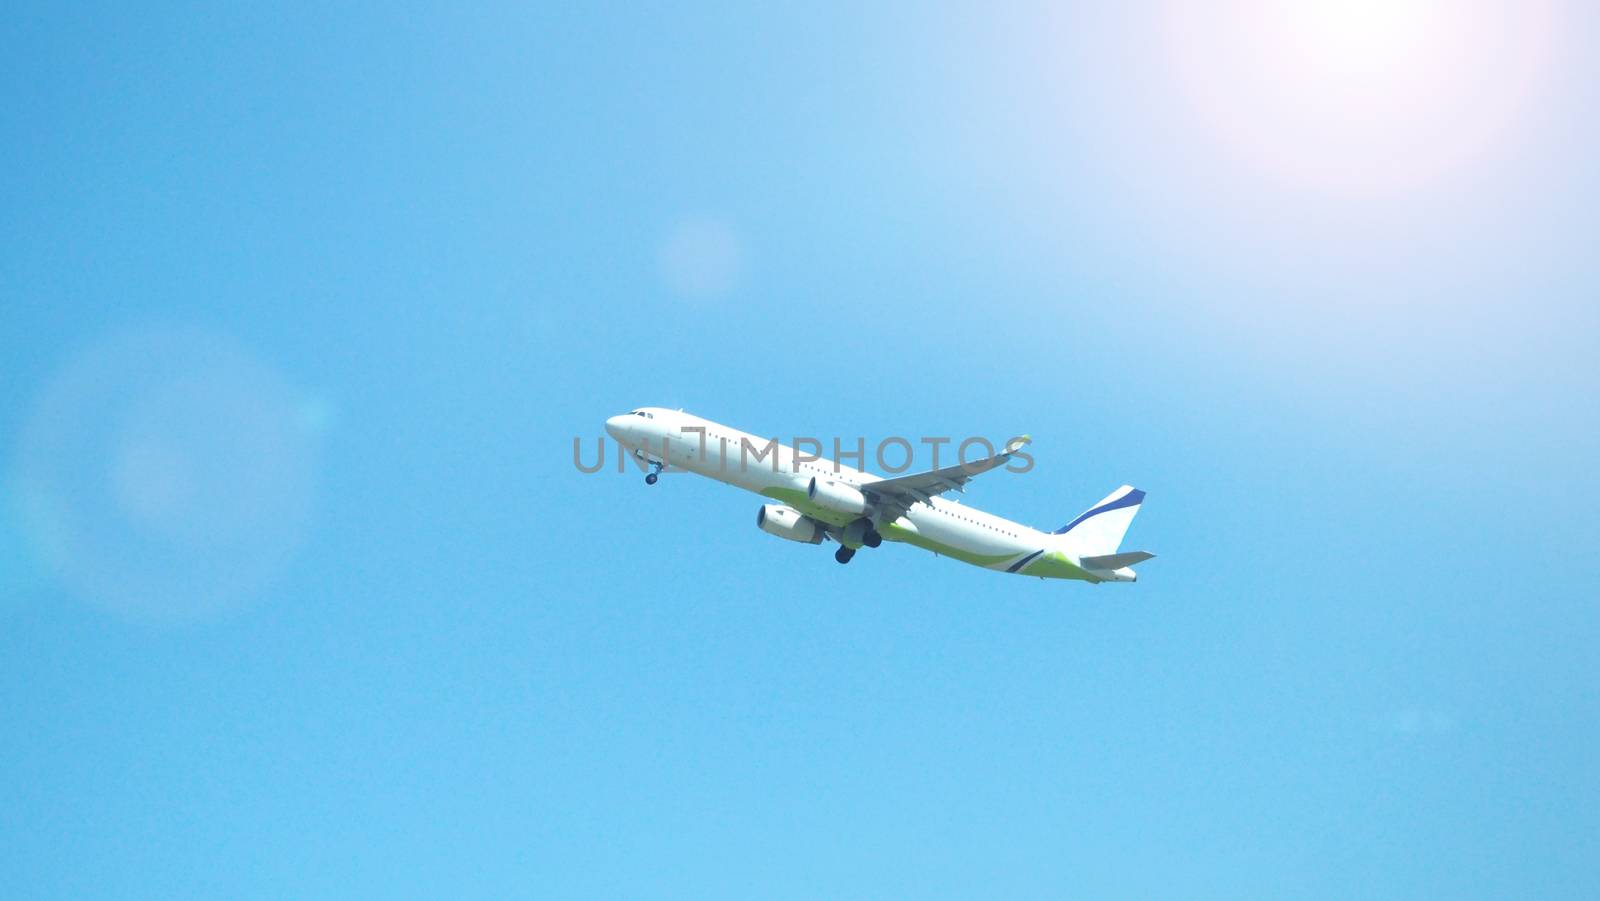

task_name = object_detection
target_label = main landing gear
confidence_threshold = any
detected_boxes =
[833,519,881,564]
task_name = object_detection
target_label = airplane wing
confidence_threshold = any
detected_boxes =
[859,435,1031,521]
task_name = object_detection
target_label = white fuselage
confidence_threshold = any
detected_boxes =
[605,408,1129,582]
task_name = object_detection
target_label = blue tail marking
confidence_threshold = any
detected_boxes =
[1051,488,1146,535]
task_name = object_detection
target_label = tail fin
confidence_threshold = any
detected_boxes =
[1053,485,1146,557]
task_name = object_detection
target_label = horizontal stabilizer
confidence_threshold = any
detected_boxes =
[1079,551,1154,570]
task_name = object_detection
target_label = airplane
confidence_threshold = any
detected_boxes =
[604,408,1154,583]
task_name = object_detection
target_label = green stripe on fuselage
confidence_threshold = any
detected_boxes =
[1018,550,1100,582]
[761,487,1056,573]
[878,520,1018,568]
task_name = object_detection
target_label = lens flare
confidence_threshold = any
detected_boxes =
[13,326,320,620]
[657,215,744,301]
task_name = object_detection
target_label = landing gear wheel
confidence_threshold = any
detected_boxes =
[644,472,658,485]
[834,546,856,564]
[863,529,882,548]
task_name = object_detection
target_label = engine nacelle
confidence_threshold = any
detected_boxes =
[756,504,823,544]
[807,476,869,516]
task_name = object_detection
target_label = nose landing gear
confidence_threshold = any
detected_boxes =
[633,447,666,485]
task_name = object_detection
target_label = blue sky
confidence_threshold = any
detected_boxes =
[3,2,1597,897]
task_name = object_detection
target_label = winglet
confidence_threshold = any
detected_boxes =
[1004,434,1031,454]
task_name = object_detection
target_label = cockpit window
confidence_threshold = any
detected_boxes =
[628,410,654,419]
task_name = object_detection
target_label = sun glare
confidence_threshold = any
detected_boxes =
[1161,0,1556,194]
[1295,0,1434,75]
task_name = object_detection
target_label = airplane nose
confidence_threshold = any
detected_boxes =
[604,415,629,441]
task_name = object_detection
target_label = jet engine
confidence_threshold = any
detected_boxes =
[807,476,869,516]
[756,504,823,544]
